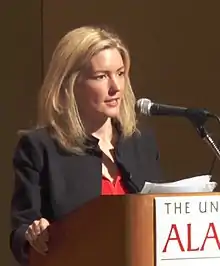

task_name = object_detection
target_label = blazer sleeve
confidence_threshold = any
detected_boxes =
[10,134,43,265]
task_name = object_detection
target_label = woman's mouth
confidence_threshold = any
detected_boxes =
[105,98,120,107]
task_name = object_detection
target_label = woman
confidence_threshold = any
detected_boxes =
[10,25,162,265]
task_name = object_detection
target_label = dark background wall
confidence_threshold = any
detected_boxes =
[1,1,220,265]
[1,2,42,265]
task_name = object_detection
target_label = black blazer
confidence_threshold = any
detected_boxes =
[10,127,163,265]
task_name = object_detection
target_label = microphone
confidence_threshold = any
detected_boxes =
[136,98,215,120]
[136,98,220,167]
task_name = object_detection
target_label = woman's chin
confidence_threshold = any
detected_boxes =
[103,109,120,118]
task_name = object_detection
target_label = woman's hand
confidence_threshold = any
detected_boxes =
[25,218,50,255]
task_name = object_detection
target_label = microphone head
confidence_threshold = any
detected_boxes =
[136,98,152,115]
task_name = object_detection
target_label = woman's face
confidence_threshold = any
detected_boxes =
[75,48,126,122]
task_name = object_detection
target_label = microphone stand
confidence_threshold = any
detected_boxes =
[196,125,220,161]
[190,115,220,162]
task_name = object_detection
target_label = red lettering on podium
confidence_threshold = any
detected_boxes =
[162,224,184,252]
[187,224,199,251]
[200,223,220,250]
[162,223,220,253]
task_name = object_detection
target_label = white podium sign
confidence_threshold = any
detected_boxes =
[155,195,220,266]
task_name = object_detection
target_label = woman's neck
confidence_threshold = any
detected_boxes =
[83,117,114,144]
[92,120,113,143]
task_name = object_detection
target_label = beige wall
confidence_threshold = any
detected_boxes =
[2,1,220,265]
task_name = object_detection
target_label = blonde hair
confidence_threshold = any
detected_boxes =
[37,25,137,153]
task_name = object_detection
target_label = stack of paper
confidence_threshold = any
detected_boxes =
[141,175,217,194]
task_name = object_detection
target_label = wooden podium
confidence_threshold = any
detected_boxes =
[29,193,220,266]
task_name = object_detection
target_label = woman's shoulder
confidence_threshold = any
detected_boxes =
[119,126,159,157]
[12,127,61,171]
[16,127,52,145]
[129,126,160,158]
[14,127,56,157]
[131,126,158,144]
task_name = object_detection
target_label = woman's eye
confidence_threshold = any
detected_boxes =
[118,71,125,76]
[94,74,107,80]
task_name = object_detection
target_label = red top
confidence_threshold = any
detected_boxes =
[101,173,127,195]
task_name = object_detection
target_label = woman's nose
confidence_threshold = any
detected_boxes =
[109,77,120,94]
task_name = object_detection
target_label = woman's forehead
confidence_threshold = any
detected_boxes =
[89,48,124,71]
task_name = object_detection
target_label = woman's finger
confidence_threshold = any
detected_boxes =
[25,229,33,243]
[34,218,50,253]
[32,220,41,236]
[39,219,49,242]
[26,231,48,255]
[27,224,37,241]
[25,218,50,255]
[31,241,47,256]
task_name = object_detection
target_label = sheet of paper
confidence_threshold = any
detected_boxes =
[140,175,217,194]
